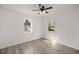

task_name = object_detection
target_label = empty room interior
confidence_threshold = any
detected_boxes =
[0,4,79,54]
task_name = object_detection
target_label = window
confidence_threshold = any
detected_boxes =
[48,18,55,32]
[24,19,32,32]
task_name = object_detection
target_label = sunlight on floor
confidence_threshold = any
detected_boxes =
[43,36,58,47]
[50,35,58,46]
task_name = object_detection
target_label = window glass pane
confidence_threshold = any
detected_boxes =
[48,18,55,32]
[24,19,32,32]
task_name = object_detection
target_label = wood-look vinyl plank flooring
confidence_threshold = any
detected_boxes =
[0,38,79,54]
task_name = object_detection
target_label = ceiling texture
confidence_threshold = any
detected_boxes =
[0,4,79,16]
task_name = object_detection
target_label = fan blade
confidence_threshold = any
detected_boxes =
[38,4,42,9]
[38,4,42,6]
[44,7,53,10]
[32,10,40,11]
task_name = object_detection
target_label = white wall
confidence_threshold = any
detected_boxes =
[0,7,42,49]
[43,6,79,50]
[56,7,79,50]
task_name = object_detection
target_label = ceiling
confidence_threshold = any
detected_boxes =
[0,4,79,16]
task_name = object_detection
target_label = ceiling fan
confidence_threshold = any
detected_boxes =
[32,4,53,14]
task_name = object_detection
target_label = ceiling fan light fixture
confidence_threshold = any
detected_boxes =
[33,4,53,15]
[43,11,45,13]
[38,11,42,14]
[38,10,46,14]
